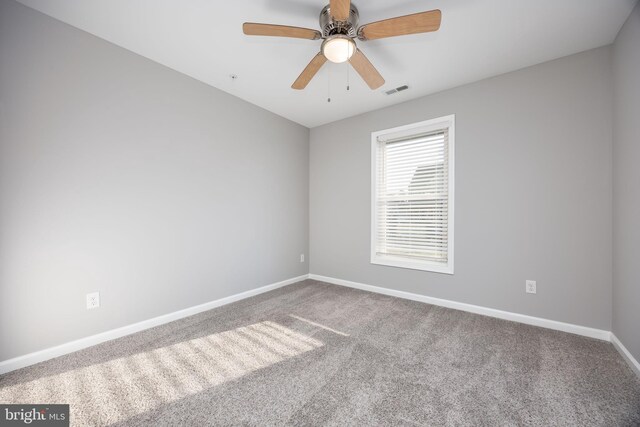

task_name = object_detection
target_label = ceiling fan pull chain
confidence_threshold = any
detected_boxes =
[346,41,350,91]
[327,67,331,102]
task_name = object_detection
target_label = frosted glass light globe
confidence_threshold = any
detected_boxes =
[322,35,356,63]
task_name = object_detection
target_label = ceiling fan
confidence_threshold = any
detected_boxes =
[243,0,441,90]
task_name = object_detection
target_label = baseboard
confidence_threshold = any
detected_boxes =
[308,274,611,341]
[3,273,623,376]
[0,274,309,375]
[611,333,640,377]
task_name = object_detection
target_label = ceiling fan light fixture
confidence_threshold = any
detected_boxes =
[243,2,442,90]
[322,35,356,63]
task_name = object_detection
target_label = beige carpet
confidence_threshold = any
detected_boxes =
[1,279,639,426]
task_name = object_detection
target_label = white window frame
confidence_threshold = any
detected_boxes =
[371,115,455,274]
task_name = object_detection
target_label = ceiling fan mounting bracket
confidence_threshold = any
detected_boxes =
[319,3,359,38]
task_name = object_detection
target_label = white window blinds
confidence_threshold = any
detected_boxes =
[372,116,454,273]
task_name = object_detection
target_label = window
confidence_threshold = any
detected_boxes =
[371,115,454,274]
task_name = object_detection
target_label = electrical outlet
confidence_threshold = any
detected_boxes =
[526,280,537,294]
[86,292,100,309]
[300,254,305,263]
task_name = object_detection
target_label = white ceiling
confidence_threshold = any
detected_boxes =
[17,0,638,128]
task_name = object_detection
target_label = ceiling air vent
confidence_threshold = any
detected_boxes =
[385,85,409,95]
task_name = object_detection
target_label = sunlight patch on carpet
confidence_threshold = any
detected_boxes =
[0,321,323,425]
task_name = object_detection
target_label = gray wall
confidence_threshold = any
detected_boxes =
[613,3,640,363]
[310,47,613,330]
[0,0,309,361]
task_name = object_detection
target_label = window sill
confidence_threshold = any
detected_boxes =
[371,255,454,275]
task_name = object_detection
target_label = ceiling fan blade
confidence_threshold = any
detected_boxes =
[330,0,351,21]
[349,49,384,90]
[358,9,441,41]
[292,53,327,90]
[243,23,321,40]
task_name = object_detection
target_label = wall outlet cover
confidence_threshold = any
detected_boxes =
[526,280,537,294]
[86,292,100,309]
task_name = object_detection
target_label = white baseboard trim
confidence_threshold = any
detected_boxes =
[611,333,640,377]
[0,274,309,375]
[308,274,611,341]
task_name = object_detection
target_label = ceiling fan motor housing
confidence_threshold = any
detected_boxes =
[319,3,359,38]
